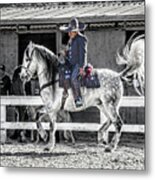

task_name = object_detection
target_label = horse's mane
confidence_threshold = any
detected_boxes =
[31,43,59,96]
[33,43,59,78]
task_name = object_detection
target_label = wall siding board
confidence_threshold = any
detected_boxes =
[0,31,18,76]
[85,29,125,71]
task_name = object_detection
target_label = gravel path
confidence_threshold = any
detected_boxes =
[0,142,144,170]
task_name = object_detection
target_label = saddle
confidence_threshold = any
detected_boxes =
[58,63,100,89]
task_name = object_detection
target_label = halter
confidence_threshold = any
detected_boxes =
[21,47,45,79]
[39,79,59,94]
[20,47,36,79]
[21,46,59,94]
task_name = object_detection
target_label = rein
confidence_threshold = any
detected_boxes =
[39,79,59,93]
[16,65,59,94]
[21,44,61,94]
[17,65,34,75]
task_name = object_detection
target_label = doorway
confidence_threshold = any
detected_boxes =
[18,33,56,65]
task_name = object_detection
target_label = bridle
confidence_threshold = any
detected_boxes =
[21,46,59,93]
[21,47,46,79]
[20,47,36,79]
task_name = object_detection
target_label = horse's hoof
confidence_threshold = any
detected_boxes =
[98,140,107,148]
[104,146,112,153]
[102,141,107,145]
[43,143,55,152]
[44,147,50,151]
[72,141,75,145]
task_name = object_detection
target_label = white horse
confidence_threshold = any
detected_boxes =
[20,35,144,152]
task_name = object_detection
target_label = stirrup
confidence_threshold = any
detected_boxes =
[75,98,83,107]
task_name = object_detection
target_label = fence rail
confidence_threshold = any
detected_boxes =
[0,96,145,143]
[1,122,145,132]
[0,96,145,106]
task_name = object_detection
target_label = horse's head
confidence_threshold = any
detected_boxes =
[20,41,38,82]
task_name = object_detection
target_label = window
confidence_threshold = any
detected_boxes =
[18,33,56,65]
[125,30,145,44]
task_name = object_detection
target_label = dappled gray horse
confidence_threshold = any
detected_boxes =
[20,35,144,152]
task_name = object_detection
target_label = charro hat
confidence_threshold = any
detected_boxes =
[60,17,87,32]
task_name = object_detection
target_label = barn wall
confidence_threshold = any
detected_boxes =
[85,29,142,96]
[85,29,125,71]
[0,31,18,76]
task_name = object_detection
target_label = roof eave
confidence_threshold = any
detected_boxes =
[0,14,145,26]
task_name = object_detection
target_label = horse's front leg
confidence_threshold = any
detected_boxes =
[36,113,48,142]
[41,89,63,151]
[44,112,57,151]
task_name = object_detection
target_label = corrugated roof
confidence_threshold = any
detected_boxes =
[0,1,145,25]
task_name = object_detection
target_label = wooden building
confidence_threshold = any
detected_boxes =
[0,1,145,125]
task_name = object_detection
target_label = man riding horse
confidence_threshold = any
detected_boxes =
[60,17,88,107]
[20,31,144,152]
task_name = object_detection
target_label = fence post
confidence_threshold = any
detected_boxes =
[97,110,109,144]
[0,105,6,143]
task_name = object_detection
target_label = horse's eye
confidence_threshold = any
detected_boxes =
[26,58,30,62]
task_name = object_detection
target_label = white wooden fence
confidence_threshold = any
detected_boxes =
[0,96,145,143]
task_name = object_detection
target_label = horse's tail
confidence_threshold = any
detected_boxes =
[116,33,145,96]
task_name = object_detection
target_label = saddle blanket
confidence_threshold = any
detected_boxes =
[58,64,100,89]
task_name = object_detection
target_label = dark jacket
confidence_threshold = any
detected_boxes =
[12,68,31,96]
[66,33,87,68]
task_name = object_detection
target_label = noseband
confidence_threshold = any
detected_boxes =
[21,47,36,78]
[21,45,59,93]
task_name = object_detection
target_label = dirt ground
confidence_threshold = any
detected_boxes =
[0,139,144,170]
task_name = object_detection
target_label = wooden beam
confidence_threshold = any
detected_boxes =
[0,122,145,133]
[0,106,6,143]
[120,96,145,107]
[0,15,144,26]
[0,96,145,107]
[1,122,101,131]
[56,25,62,54]
[1,96,43,106]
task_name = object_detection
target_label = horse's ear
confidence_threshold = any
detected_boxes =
[29,41,33,48]
[28,41,34,57]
